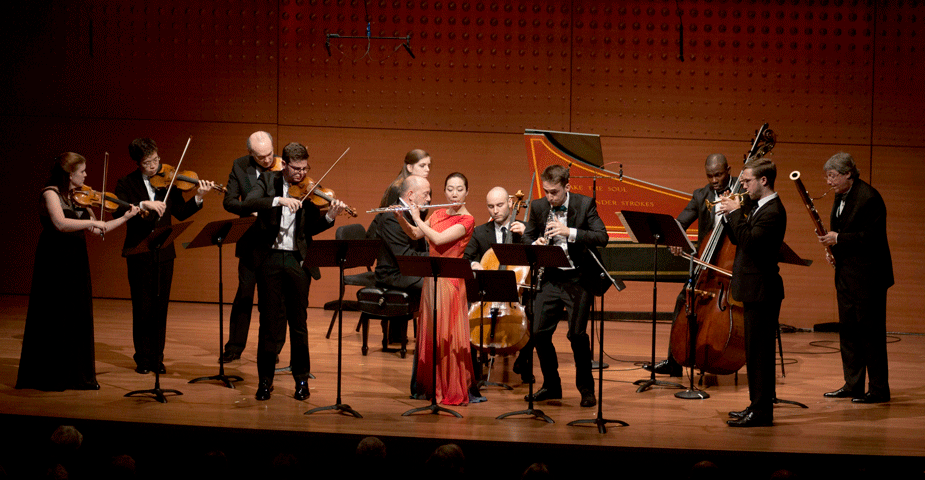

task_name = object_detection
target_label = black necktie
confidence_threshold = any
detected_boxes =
[501,226,510,244]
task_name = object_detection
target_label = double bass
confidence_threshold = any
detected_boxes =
[468,190,531,356]
[668,124,777,375]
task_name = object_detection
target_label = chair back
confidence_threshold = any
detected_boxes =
[335,223,367,241]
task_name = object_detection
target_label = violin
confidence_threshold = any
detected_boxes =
[70,185,148,217]
[149,163,227,193]
[288,176,358,217]
[269,156,284,172]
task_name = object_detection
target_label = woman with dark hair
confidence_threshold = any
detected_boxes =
[16,153,140,391]
[400,172,479,405]
[378,149,432,208]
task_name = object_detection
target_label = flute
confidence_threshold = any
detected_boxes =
[366,202,464,214]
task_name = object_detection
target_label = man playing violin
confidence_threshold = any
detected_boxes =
[243,142,345,401]
[114,138,217,375]
[220,131,286,363]
[644,153,733,377]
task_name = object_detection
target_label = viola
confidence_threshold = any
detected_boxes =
[149,163,227,193]
[70,185,148,217]
[287,176,358,217]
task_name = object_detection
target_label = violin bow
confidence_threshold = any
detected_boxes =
[162,135,193,201]
[98,152,110,239]
[297,147,350,205]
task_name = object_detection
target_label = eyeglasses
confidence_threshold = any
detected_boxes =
[140,156,160,167]
[287,165,310,173]
[824,172,845,181]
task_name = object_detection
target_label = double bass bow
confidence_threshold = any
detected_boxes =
[668,124,776,375]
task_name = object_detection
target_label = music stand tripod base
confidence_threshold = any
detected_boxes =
[125,372,183,404]
[306,403,362,418]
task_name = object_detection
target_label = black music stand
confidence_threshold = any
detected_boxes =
[186,217,255,389]
[123,221,192,403]
[674,253,710,400]
[305,238,381,418]
[397,256,473,418]
[618,210,691,393]
[567,248,628,433]
[465,269,521,391]
[492,243,570,424]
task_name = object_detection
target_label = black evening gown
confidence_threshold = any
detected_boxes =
[16,187,99,391]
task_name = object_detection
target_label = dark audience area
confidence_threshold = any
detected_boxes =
[1,415,922,479]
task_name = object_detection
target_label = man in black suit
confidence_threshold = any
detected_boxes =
[463,186,525,268]
[717,157,786,427]
[242,142,345,401]
[522,165,609,408]
[645,153,734,376]
[114,138,216,375]
[373,174,431,296]
[220,131,283,362]
[463,186,528,380]
[819,152,893,404]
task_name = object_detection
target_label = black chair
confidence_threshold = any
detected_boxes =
[356,287,417,358]
[323,224,375,339]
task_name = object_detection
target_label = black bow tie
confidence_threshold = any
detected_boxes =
[551,205,567,213]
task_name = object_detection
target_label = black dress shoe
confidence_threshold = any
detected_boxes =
[256,379,274,401]
[824,386,861,399]
[524,387,562,402]
[155,364,166,375]
[579,390,597,408]
[220,351,241,363]
[294,380,310,401]
[728,407,751,419]
[135,365,150,374]
[852,392,890,404]
[642,358,683,376]
[727,411,772,427]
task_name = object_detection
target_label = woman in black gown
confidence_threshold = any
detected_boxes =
[16,152,140,391]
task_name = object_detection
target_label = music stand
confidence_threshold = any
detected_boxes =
[305,238,381,418]
[618,210,691,393]
[465,269,521,391]
[186,217,255,388]
[123,221,192,403]
[397,255,473,418]
[492,243,570,424]
[567,248,628,433]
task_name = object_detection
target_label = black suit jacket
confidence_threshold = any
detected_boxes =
[677,183,720,245]
[373,210,428,289]
[726,195,786,303]
[241,171,333,279]
[830,179,894,297]
[463,220,523,265]
[223,154,262,258]
[522,192,609,294]
[115,169,203,260]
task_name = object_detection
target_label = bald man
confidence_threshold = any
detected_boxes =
[463,186,526,269]
[221,131,283,362]
[644,153,734,376]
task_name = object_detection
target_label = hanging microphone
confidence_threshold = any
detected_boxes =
[403,42,415,59]
[325,40,331,56]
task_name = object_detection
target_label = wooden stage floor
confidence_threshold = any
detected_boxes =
[1,295,924,477]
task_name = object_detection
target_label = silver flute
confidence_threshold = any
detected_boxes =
[366,202,464,214]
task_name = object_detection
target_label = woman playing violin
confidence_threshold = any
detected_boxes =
[16,153,141,391]
[114,138,216,375]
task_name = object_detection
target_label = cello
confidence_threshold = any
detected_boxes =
[668,124,777,375]
[468,190,531,357]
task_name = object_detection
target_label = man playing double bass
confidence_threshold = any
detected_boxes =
[716,158,787,427]
[644,153,734,376]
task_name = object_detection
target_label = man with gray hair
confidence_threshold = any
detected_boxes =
[819,152,893,404]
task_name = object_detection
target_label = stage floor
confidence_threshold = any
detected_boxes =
[2,295,923,477]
